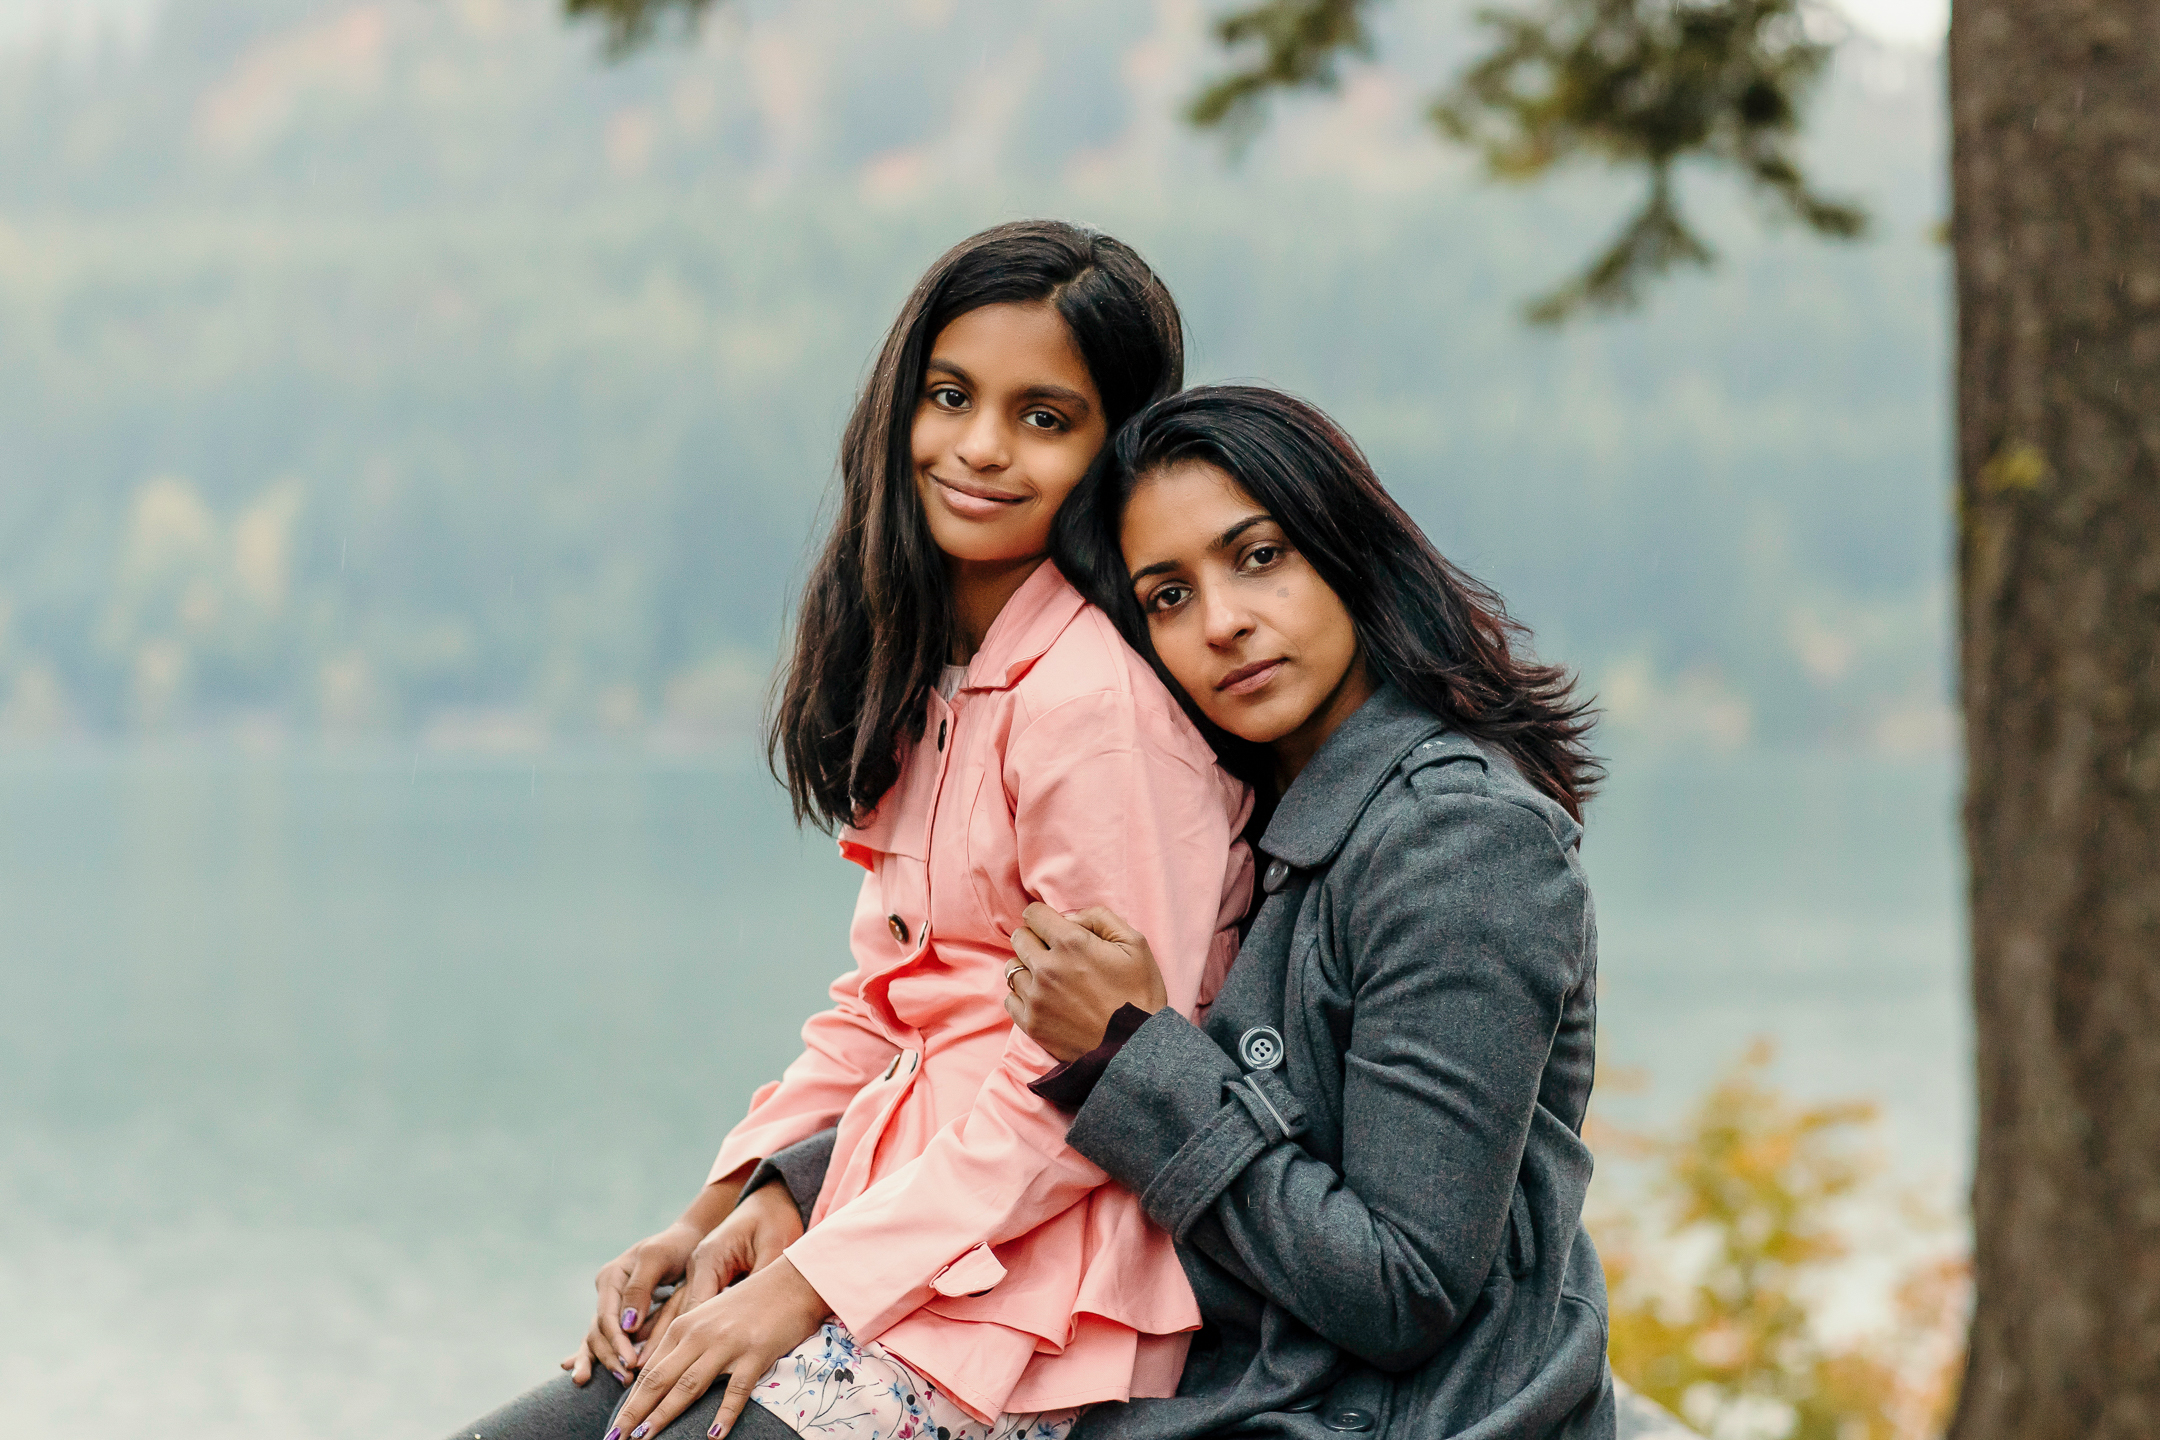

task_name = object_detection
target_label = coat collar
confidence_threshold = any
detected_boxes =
[957,560,1089,693]
[837,562,1088,865]
[1259,684,1453,868]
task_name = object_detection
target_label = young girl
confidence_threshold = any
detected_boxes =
[449,225,1251,1440]
[1004,385,1616,1439]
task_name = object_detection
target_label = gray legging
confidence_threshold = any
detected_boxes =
[446,1372,795,1440]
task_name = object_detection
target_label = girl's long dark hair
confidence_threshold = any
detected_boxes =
[771,221,1185,831]
[1054,385,1601,820]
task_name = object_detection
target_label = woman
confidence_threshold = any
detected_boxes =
[999,385,1616,1439]
[450,225,1252,1440]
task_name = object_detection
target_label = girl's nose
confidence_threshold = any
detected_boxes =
[953,411,1009,471]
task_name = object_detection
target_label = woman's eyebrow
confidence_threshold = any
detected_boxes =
[1211,515,1273,550]
[1128,515,1275,583]
[925,358,971,384]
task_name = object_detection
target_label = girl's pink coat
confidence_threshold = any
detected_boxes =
[707,564,1253,1423]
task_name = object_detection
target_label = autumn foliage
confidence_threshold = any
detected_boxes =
[1592,1042,1968,1440]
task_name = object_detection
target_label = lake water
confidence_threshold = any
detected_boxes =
[0,746,1968,1436]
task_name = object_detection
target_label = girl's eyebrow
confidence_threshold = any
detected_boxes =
[1017,383,1092,415]
[1129,514,1274,582]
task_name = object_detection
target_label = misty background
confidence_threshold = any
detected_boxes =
[1,0,1948,756]
[0,1,1962,1434]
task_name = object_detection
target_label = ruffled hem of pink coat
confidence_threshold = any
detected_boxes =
[712,1113,1201,1424]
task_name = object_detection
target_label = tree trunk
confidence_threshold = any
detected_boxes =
[1950,0,2160,1435]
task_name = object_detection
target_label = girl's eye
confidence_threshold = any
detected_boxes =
[1022,409,1066,432]
[930,385,967,409]
[1144,583,1191,615]
[1241,543,1284,570]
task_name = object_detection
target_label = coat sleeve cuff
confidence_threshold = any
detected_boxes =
[1064,1009,1308,1241]
[739,1126,835,1229]
[1026,1003,1154,1110]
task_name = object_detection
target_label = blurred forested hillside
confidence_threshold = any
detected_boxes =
[0,0,1950,754]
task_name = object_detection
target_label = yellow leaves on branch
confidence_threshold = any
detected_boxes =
[1979,441,2048,494]
[1590,1040,1969,1440]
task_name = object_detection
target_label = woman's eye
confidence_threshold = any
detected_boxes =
[1022,409,1065,432]
[1242,543,1283,570]
[930,386,967,409]
[1145,584,1190,614]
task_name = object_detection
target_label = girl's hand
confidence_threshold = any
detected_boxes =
[1005,902,1169,1062]
[564,1222,703,1386]
[607,1257,830,1440]
[641,1182,806,1345]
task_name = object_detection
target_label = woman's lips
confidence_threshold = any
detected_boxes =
[932,475,1026,521]
[1217,658,1286,696]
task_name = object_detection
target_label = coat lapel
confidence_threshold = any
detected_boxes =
[1259,685,1447,869]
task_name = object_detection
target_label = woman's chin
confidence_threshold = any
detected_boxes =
[1199,698,1297,748]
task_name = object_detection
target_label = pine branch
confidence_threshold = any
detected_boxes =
[1187,0,1377,141]
[563,0,721,60]
[1523,164,1716,323]
[1192,0,1868,322]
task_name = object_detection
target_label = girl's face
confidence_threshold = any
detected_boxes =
[1122,460,1372,772]
[911,302,1107,566]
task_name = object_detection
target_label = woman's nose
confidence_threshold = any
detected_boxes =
[1201,588,1254,646]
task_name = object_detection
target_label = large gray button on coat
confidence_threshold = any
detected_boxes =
[1238,1026,1284,1070]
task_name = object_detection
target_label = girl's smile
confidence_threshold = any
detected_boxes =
[927,471,1028,519]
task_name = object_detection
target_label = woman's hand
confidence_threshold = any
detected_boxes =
[566,1222,704,1386]
[1005,902,1169,1062]
[607,1257,830,1440]
[640,1181,806,1347]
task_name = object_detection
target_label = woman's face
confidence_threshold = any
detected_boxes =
[1122,459,1371,767]
[911,302,1107,565]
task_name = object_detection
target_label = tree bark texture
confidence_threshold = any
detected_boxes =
[1950,0,2160,1436]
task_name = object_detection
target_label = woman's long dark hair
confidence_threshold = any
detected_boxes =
[1054,385,1601,820]
[771,221,1185,831]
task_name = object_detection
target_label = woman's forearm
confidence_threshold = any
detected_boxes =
[1067,1009,1468,1370]
[680,1166,752,1235]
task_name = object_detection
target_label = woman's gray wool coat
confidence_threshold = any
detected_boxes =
[751,685,1614,1440]
[1064,684,1611,1440]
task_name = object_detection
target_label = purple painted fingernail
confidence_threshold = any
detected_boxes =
[612,1369,629,1385]
[631,1427,649,1440]
[709,1426,724,1439]
[621,1307,638,1330]
[604,1429,620,1440]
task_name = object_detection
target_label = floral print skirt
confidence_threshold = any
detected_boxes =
[750,1321,1080,1440]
